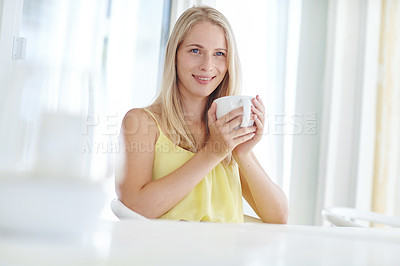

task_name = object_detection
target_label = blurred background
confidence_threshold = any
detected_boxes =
[0,0,398,225]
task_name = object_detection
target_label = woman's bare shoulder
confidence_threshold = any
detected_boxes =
[121,107,159,139]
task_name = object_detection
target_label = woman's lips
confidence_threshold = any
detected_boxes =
[193,75,215,84]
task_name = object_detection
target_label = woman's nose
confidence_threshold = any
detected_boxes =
[200,54,213,72]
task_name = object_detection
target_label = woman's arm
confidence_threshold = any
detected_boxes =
[232,96,288,224]
[117,107,254,219]
[236,152,288,224]
[117,108,220,218]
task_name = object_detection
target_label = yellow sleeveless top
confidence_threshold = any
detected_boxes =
[144,109,243,223]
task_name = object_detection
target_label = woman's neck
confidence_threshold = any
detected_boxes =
[181,97,207,125]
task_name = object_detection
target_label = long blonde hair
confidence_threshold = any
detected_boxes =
[152,6,242,161]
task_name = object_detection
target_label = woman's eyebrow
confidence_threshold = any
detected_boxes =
[186,43,204,48]
[186,44,227,51]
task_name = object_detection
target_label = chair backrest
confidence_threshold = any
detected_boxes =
[322,207,400,228]
[110,198,149,221]
[244,214,263,223]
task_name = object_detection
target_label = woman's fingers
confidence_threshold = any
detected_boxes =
[251,97,265,121]
[207,101,263,154]
[233,132,255,146]
[227,115,243,131]
[251,105,262,117]
[221,109,258,136]
[253,95,265,111]
[234,125,257,138]
[206,96,266,156]
[220,107,244,124]
[252,115,264,140]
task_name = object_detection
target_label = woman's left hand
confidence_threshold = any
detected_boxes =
[233,95,265,157]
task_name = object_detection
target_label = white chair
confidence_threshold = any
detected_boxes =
[111,198,263,223]
[110,198,149,220]
[321,207,400,228]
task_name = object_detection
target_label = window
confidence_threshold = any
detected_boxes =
[0,0,169,178]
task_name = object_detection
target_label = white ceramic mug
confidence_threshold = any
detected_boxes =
[214,95,254,127]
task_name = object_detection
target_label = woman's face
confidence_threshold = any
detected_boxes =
[176,21,228,101]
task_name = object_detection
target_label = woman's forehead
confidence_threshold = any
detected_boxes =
[181,21,227,49]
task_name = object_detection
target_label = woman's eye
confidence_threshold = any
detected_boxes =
[190,49,199,54]
[215,51,225,56]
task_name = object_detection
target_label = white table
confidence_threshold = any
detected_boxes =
[1,220,400,265]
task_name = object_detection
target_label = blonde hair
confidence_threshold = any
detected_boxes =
[152,6,241,162]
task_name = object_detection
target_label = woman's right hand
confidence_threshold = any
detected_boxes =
[205,102,257,159]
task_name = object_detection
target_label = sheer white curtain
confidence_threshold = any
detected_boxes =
[0,0,168,220]
[93,0,166,178]
[371,0,400,219]
[0,0,167,180]
[287,0,329,225]
[314,0,382,225]
[0,0,107,176]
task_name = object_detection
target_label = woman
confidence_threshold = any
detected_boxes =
[116,6,288,223]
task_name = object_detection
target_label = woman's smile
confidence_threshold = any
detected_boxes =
[193,75,215,84]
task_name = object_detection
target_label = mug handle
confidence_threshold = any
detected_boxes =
[240,98,251,127]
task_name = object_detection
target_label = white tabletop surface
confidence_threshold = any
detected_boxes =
[1,219,400,266]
